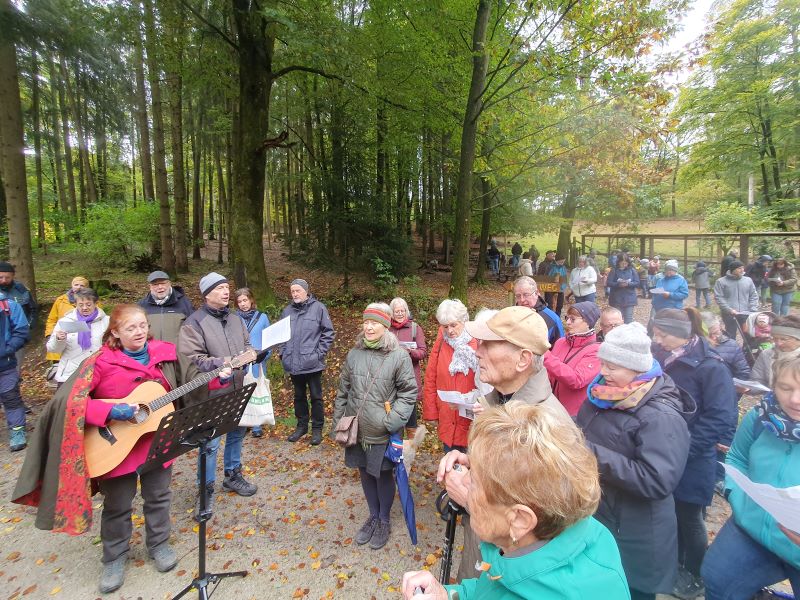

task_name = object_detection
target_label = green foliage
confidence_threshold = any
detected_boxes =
[398,275,437,322]
[670,179,738,216]
[77,203,160,270]
[371,256,398,297]
[704,201,775,233]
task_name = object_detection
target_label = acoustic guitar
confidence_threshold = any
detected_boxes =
[84,350,257,477]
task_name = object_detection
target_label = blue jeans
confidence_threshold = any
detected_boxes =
[574,293,596,304]
[510,255,520,267]
[198,426,246,486]
[772,290,794,316]
[702,519,800,599]
[695,288,711,308]
[0,367,25,430]
[489,257,499,274]
[621,305,634,324]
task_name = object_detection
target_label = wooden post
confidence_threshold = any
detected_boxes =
[581,234,586,253]
[683,237,688,274]
[648,237,654,258]
[740,234,749,264]
[639,236,646,259]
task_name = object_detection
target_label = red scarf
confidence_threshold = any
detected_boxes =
[391,318,408,330]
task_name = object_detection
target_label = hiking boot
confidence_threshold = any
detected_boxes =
[99,555,128,594]
[194,484,215,521]
[369,520,391,550]
[149,542,178,573]
[672,569,705,600]
[355,515,378,545]
[287,427,308,442]
[222,466,257,496]
[9,426,26,452]
[310,429,323,446]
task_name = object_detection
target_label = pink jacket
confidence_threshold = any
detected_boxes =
[85,341,177,479]
[544,333,600,416]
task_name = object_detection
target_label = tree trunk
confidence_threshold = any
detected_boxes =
[473,176,492,284]
[166,38,188,271]
[449,0,491,301]
[134,38,155,202]
[556,190,578,260]
[143,0,176,275]
[30,50,46,250]
[0,0,36,294]
[190,100,204,260]
[61,58,98,211]
[46,56,68,217]
[54,56,77,219]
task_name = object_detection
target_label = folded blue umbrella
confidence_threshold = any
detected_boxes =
[384,432,417,545]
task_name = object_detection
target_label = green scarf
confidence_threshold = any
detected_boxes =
[363,337,382,349]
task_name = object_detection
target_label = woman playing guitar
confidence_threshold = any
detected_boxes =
[14,304,207,594]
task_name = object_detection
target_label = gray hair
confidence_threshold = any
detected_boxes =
[474,308,498,324]
[701,311,722,330]
[601,306,622,318]
[513,276,538,293]
[75,288,99,302]
[577,255,588,264]
[436,299,469,325]
[390,297,410,315]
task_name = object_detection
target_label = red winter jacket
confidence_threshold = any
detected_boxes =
[85,340,177,479]
[422,328,478,449]
[544,332,600,416]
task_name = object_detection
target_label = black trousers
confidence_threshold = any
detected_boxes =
[98,465,172,563]
[291,370,324,430]
[721,312,747,341]
[675,499,707,577]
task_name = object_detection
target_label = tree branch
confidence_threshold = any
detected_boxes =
[178,0,238,51]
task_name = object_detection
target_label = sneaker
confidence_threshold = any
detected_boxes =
[149,542,178,572]
[251,428,263,438]
[9,426,26,452]
[310,429,323,446]
[672,569,705,600]
[99,555,128,594]
[194,484,215,522]
[287,427,308,442]
[355,515,378,545]
[222,466,257,496]
[369,520,391,550]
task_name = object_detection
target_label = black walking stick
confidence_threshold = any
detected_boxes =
[435,489,466,585]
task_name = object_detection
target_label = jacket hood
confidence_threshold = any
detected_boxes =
[643,374,696,422]
[289,294,319,310]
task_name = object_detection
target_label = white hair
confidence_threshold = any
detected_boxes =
[474,308,498,324]
[513,276,538,293]
[701,311,722,330]
[390,297,410,315]
[577,255,588,264]
[436,299,469,325]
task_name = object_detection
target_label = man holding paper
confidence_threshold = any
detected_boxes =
[701,355,800,599]
[279,279,335,446]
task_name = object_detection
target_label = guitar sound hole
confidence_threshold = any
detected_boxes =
[133,404,151,424]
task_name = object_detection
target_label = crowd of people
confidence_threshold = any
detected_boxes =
[1,249,798,599]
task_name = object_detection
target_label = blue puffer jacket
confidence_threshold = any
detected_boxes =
[0,282,37,326]
[712,336,751,380]
[0,299,30,371]
[725,408,800,569]
[608,266,640,308]
[653,337,738,505]
[651,274,689,311]
[279,295,335,375]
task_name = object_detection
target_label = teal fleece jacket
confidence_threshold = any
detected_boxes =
[445,517,630,600]
[726,408,800,569]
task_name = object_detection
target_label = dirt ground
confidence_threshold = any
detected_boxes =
[0,242,787,599]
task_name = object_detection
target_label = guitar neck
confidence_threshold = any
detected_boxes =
[149,366,225,412]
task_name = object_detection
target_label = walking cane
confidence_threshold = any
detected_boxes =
[435,480,466,585]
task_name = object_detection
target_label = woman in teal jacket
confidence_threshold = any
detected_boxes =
[235,287,272,437]
[401,402,630,600]
[701,356,800,599]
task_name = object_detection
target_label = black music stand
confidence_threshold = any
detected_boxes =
[139,383,256,600]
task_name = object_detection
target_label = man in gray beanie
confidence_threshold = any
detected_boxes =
[279,278,335,445]
[179,272,258,516]
[713,259,758,339]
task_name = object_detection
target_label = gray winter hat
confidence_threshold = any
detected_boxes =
[598,322,653,373]
[147,270,170,283]
[199,272,228,297]
[664,259,679,272]
[291,278,309,292]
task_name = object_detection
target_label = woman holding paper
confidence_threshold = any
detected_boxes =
[422,299,479,453]
[701,356,800,599]
[390,297,427,438]
[46,288,108,386]
[235,287,271,438]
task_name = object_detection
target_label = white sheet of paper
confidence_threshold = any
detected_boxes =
[649,287,666,294]
[437,390,478,406]
[732,378,772,393]
[723,464,800,532]
[458,405,475,421]
[59,320,90,333]
[261,316,291,349]
[400,341,418,349]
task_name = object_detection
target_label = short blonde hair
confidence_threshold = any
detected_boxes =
[772,355,800,384]
[468,402,600,540]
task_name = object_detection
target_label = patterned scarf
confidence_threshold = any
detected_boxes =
[76,308,99,350]
[55,353,98,534]
[662,335,698,368]
[588,361,663,410]
[757,392,800,443]
[443,328,478,376]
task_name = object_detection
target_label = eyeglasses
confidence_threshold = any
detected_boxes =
[514,292,536,300]
[565,315,584,322]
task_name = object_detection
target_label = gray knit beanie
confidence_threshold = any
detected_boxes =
[291,278,309,292]
[665,259,679,272]
[199,272,228,297]
[598,322,653,373]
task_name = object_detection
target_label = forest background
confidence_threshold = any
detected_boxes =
[1,0,799,308]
